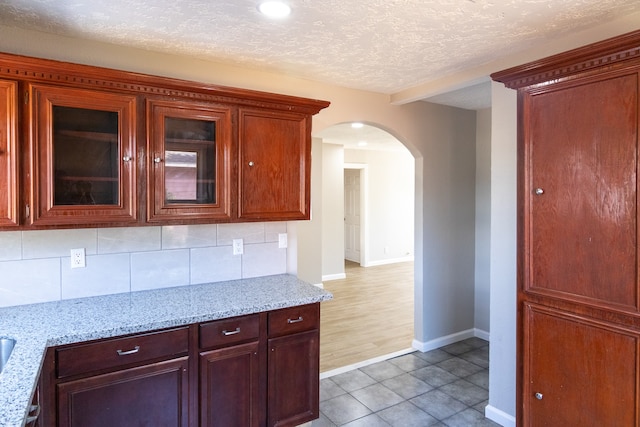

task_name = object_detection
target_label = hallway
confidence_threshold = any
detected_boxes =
[320,260,414,373]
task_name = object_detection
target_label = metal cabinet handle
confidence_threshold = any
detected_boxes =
[222,328,241,336]
[122,155,132,162]
[116,345,140,356]
[535,392,543,400]
[535,188,544,195]
[287,316,303,324]
[154,157,162,163]
[248,161,255,167]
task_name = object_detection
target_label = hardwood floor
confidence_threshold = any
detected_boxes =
[320,260,414,373]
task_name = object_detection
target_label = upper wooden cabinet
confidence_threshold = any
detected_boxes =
[239,108,311,221]
[29,84,138,226]
[147,100,233,223]
[0,79,18,227]
[0,52,329,229]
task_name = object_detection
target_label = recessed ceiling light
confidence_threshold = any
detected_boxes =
[258,1,291,18]
[357,141,368,147]
[351,122,364,128]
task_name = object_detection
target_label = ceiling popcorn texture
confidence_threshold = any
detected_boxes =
[0,0,639,98]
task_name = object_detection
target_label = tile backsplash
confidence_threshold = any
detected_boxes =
[0,222,288,307]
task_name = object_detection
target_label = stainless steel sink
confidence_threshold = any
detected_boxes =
[0,338,16,374]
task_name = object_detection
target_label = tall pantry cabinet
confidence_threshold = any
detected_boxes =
[492,30,640,426]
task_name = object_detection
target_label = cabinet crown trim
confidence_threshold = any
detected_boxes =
[0,51,330,114]
[491,29,640,89]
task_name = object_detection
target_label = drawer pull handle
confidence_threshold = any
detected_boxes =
[116,346,140,356]
[287,316,304,324]
[222,328,241,336]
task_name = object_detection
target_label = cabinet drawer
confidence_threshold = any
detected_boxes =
[199,314,259,349]
[268,304,319,337]
[56,327,189,379]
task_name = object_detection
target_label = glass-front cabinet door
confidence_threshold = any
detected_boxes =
[29,84,137,226]
[147,100,232,222]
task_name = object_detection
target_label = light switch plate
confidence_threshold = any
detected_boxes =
[278,233,288,249]
[232,239,244,255]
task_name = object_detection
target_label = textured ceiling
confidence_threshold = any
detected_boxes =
[0,0,639,102]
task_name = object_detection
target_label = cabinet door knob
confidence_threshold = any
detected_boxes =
[122,155,132,162]
[535,392,543,400]
[535,188,544,195]
[248,161,255,167]
[154,157,162,163]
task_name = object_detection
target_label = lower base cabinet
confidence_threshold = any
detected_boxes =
[200,342,261,427]
[40,303,321,427]
[57,358,189,427]
[268,330,319,427]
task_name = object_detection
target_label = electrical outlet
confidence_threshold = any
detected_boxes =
[232,239,244,255]
[70,248,86,269]
[278,233,288,249]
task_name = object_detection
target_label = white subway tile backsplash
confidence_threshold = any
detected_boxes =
[98,227,161,254]
[217,223,265,245]
[162,224,217,249]
[242,242,286,278]
[0,231,22,261]
[265,222,287,242]
[62,253,130,299]
[131,249,190,291]
[0,258,61,307]
[1,222,288,307]
[190,246,241,284]
[22,229,97,259]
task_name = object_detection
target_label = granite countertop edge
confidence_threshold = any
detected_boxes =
[0,274,332,427]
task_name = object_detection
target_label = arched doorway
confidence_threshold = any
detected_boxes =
[317,122,415,373]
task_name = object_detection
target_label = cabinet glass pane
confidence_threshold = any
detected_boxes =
[164,117,216,204]
[53,106,119,206]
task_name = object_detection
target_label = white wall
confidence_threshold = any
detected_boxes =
[321,144,345,280]
[475,108,492,335]
[415,105,478,349]
[343,148,414,266]
[485,82,517,427]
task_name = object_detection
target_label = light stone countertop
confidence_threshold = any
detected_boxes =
[0,275,332,427]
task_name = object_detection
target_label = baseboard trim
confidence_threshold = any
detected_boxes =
[320,347,416,379]
[363,256,414,267]
[485,405,516,427]
[412,328,479,352]
[322,273,346,281]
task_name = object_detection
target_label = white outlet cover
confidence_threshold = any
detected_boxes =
[70,248,86,268]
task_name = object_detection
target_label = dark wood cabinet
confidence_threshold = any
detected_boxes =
[50,327,190,427]
[492,30,640,426]
[200,342,260,427]
[29,83,138,226]
[238,108,311,221]
[267,304,320,427]
[0,52,328,229]
[39,305,321,427]
[0,79,18,227]
[57,357,189,427]
[147,100,234,223]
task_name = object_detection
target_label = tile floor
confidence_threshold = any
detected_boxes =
[313,338,499,427]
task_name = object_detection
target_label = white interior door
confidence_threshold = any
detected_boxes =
[344,169,360,263]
